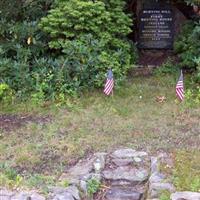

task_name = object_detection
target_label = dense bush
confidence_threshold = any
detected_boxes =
[0,0,53,21]
[39,0,132,50]
[0,20,49,61]
[174,20,200,83]
[39,0,137,89]
[174,21,200,69]
[0,34,137,100]
[0,0,137,101]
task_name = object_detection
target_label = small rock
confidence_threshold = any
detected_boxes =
[66,186,80,200]
[149,182,175,198]
[111,149,136,158]
[79,180,87,193]
[149,173,165,183]
[171,191,200,200]
[112,158,133,166]
[59,157,95,184]
[151,157,159,174]
[103,166,149,184]
[94,152,107,171]
[52,192,74,200]
[48,187,67,194]
[134,157,142,163]
[48,186,79,200]
[105,187,143,200]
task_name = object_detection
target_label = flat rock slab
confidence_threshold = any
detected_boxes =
[105,187,143,200]
[111,149,136,158]
[149,173,165,183]
[103,166,149,183]
[11,192,45,200]
[59,157,95,184]
[171,191,200,200]
[111,149,148,159]
[49,186,80,200]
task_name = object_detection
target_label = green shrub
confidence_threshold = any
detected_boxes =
[0,20,49,61]
[39,0,133,51]
[0,58,33,97]
[0,0,53,22]
[87,178,101,197]
[39,0,137,89]
[184,87,200,107]
[174,21,200,69]
[0,83,13,103]
[0,0,138,101]
[153,59,179,76]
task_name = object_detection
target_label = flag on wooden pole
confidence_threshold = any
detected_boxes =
[176,70,184,101]
[104,69,114,96]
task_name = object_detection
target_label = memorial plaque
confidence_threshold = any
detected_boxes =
[138,7,174,49]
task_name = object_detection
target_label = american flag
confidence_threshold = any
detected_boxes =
[176,70,184,101]
[104,69,114,96]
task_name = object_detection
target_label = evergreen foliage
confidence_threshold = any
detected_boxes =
[39,0,136,88]
[0,0,137,100]
[174,20,200,82]
[40,0,132,51]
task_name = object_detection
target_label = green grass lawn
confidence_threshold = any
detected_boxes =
[0,74,200,192]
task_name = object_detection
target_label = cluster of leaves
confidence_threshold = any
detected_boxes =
[174,21,200,71]
[0,0,54,102]
[0,0,137,102]
[0,83,13,104]
[87,178,101,197]
[0,0,53,21]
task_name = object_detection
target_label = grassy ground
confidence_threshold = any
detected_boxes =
[0,74,200,192]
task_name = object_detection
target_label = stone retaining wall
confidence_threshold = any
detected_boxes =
[1,148,200,200]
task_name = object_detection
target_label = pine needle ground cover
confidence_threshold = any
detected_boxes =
[0,75,199,191]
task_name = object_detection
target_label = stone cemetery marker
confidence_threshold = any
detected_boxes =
[138,0,174,49]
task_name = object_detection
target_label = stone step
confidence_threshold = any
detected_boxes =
[103,166,149,184]
[105,187,143,200]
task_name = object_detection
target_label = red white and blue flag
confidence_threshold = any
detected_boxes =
[176,70,184,101]
[104,69,114,96]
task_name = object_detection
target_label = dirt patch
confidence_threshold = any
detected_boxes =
[0,114,51,132]
[138,50,179,66]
